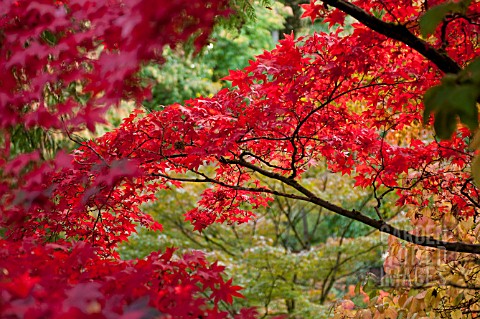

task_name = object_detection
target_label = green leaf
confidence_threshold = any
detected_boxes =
[423,85,446,124]
[448,84,478,130]
[354,280,361,295]
[41,30,58,46]
[363,276,378,298]
[459,0,473,11]
[470,130,480,150]
[453,292,465,306]
[420,2,460,37]
[472,155,480,186]
[464,57,480,84]
[424,80,479,140]
[433,110,456,139]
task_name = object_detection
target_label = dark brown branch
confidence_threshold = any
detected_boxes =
[320,0,461,74]
[446,281,480,290]
[220,157,480,254]
[150,171,311,202]
[320,220,353,303]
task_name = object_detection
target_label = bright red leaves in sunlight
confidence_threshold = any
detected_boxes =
[300,0,324,22]
[1,0,480,318]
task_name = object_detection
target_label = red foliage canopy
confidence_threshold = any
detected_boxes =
[1,0,480,317]
[0,0,229,130]
[0,1,256,318]
[0,240,246,318]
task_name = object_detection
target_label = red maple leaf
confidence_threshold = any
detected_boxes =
[300,0,323,23]
[211,278,244,305]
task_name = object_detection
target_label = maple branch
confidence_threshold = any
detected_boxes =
[150,171,310,202]
[446,281,480,291]
[320,0,462,74]
[320,220,353,302]
[220,158,480,254]
[280,197,308,249]
[240,151,290,172]
[320,241,384,303]
[459,177,480,206]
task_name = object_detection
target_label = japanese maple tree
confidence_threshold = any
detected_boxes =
[2,0,480,318]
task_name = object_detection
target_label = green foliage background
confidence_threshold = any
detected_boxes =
[119,166,387,317]
[141,2,290,110]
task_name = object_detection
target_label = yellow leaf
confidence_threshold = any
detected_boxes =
[451,309,463,319]
[398,294,408,307]
[424,288,438,307]
[382,307,397,318]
